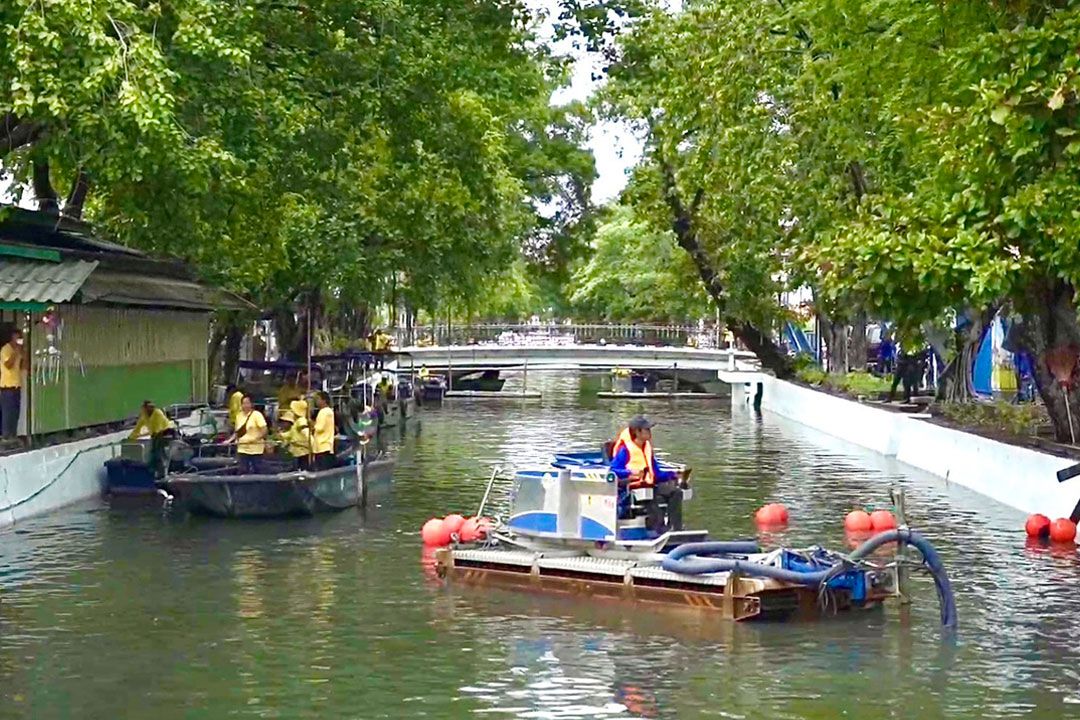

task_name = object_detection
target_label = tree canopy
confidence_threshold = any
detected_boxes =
[602,0,1080,438]
[568,205,710,323]
[1,0,595,352]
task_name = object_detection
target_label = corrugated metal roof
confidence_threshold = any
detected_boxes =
[79,271,252,312]
[0,259,99,304]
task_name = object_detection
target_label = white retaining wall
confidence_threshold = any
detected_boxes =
[732,375,1080,518]
[0,410,217,528]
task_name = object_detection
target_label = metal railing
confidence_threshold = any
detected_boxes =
[398,323,730,349]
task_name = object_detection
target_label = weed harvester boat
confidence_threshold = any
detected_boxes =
[434,452,956,628]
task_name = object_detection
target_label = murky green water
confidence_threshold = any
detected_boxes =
[2,373,1079,719]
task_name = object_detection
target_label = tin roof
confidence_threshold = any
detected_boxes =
[0,259,99,304]
[78,270,249,312]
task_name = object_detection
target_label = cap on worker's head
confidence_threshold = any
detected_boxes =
[628,415,654,430]
[279,410,295,423]
[290,399,308,416]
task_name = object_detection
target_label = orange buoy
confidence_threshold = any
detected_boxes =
[755,503,789,527]
[844,510,873,533]
[1049,517,1077,544]
[443,514,466,535]
[459,517,481,543]
[421,518,451,547]
[1025,514,1051,538]
[869,510,897,531]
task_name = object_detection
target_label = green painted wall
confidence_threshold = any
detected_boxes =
[32,361,202,434]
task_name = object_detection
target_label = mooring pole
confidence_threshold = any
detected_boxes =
[522,359,528,396]
[893,487,911,605]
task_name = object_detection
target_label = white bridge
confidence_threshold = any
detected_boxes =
[398,343,760,374]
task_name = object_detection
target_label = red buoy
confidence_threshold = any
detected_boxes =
[1049,517,1077,544]
[755,503,788,527]
[459,517,481,543]
[476,517,493,538]
[421,518,451,547]
[844,510,873,533]
[869,510,897,531]
[443,514,466,535]
[1025,514,1051,538]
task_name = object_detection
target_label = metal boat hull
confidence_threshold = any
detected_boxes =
[167,460,391,518]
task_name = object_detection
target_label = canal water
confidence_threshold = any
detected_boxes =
[1,373,1078,719]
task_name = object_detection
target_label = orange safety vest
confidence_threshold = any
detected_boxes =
[612,427,656,485]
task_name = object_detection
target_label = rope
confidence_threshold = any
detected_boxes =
[0,440,121,516]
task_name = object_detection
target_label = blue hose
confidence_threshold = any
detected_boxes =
[662,530,957,630]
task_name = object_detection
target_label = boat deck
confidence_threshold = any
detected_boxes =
[436,547,892,622]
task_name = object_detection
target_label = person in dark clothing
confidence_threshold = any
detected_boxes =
[1014,351,1037,403]
[889,347,929,403]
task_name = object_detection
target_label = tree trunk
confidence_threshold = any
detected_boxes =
[32,160,59,215]
[817,312,847,373]
[0,114,41,156]
[63,169,90,220]
[273,293,324,361]
[1014,280,1080,442]
[849,311,867,372]
[658,160,792,378]
[937,307,996,402]
[223,321,243,386]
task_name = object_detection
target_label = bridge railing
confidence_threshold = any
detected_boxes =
[398,323,728,349]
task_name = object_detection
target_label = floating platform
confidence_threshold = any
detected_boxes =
[597,392,726,400]
[445,391,542,399]
[435,547,894,622]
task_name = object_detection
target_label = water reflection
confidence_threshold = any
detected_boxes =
[2,372,1080,718]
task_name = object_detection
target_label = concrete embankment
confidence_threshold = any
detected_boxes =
[0,411,215,528]
[731,375,1079,518]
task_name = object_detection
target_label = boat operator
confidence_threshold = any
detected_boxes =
[609,416,689,534]
[312,391,336,470]
[227,395,267,474]
[128,400,177,477]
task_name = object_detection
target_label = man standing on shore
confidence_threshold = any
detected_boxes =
[0,328,25,439]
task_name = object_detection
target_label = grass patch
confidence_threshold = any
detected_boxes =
[937,401,1047,438]
[795,365,892,398]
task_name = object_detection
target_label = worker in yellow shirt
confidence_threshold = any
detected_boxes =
[0,328,25,439]
[226,384,244,430]
[280,399,313,469]
[129,400,176,477]
[312,391,336,470]
[227,395,267,474]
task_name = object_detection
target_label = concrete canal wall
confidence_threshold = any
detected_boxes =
[732,375,1080,519]
[0,410,216,528]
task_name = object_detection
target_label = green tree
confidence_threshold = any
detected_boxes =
[568,205,711,323]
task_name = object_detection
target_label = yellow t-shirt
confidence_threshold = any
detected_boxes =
[228,392,243,428]
[0,343,23,389]
[312,406,335,454]
[236,410,267,455]
[283,420,311,458]
[129,407,174,440]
